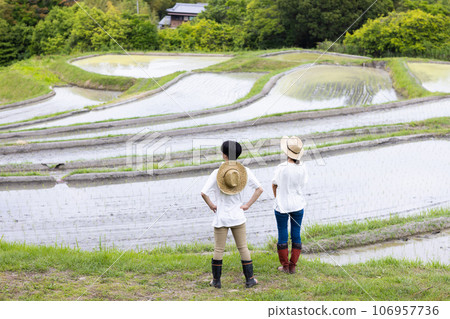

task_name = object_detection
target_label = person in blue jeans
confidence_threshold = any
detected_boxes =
[272,136,308,274]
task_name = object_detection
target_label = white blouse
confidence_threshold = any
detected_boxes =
[201,166,262,227]
[272,161,308,213]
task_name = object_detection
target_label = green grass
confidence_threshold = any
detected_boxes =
[0,171,48,177]
[266,208,449,249]
[386,58,432,99]
[62,167,133,179]
[0,68,54,106]
[0,206,448,301]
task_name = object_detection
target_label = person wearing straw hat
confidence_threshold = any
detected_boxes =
[272,136,308,274]
[201,141,264,288]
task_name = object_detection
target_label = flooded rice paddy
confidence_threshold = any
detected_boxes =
[408,63,450,93]
[3,98,449,164]
[146,65,400,132]
[1,140,449,252]
[72,55,231,78]
[0,87,120,125]
[306,229,449,265]
[30,73,261,128]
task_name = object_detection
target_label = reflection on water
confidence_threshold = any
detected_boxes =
[1,140,449,250]
[306,229,450,265]
[0,87,120,125]
[31,73,261,128]
[140,65,400,132]
[408,63,450,93]
[72,55,231,78]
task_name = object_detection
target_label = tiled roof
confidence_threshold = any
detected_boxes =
[167,3,207,15]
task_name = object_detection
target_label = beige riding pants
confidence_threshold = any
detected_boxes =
[213,223,251,261]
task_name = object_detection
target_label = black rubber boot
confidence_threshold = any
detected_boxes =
[241,260,258,288]
[210,259,222,289]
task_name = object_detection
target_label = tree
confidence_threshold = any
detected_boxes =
[344,9,450,57]
[277,0,395,48]
[239,0,285,49]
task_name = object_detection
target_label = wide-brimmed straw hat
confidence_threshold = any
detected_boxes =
[217,161,247,195]
[280,136,304,160]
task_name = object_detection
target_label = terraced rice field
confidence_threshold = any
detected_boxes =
[2,98,449,164]
[72,54,232,78]
[29,73,261,128]
[1,140,449,249]
[1,52,450,261]
[0,87,120,125]
[408,62,450,93]
[144,65,400,132]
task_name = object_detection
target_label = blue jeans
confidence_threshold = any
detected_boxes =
[274,209,304,245]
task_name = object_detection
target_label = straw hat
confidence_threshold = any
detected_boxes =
[217,161,247,195]
[280,136,304,160]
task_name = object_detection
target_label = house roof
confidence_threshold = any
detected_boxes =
[166,3,207,15]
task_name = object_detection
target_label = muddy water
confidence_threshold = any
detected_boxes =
[305,229,450,265]
[0,87,120,125]
[3,98,449,164]
[408,63,450,93]
[30,73,261,128]
[1,140,449,250]
[72,55,231,78]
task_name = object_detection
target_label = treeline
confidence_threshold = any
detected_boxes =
[0,0,449,66]
[160,0,449,59]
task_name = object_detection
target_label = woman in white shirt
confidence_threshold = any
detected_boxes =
[272,136,308,274]
[201,141,264,288]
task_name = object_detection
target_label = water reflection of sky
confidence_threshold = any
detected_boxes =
[72,55,231,78]
[0,87,120,125]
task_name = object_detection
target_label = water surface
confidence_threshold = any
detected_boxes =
[0,87,120,125]
[72,55,231,78]
[408,63,450,93]
[30,73,261,128]
[1,140,449,249]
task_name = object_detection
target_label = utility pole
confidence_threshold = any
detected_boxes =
[136,0,139,14]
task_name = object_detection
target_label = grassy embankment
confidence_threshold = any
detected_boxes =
[0,208,448,301]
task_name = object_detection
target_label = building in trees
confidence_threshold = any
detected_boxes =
[158,2,207,28]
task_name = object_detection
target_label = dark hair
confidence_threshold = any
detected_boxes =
[221,141,242,160]
[288,155,300,164]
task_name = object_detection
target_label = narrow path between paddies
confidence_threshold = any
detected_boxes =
[71,54,232,78]
[2,97,448,164]
[0,87,121,125]
[408,62,450,93]
[1,140,449,249]
[305,229,450,265]
[29,73,261,128]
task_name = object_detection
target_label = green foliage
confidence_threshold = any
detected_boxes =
[29,3,158,57]
[344,9,450,59]
[159,18,235,52]
[0,18,32,66]
[277,0,395,48]
[394,0,450,15]
[238,0,285,49]
[199,0,248,25]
